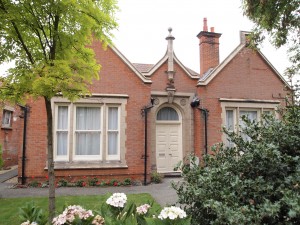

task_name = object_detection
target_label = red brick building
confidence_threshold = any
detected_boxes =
[1,19,290,184]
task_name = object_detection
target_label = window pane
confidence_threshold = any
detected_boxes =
[226,110,234,130]
[57,131,68,156]
[239,110,257,141]
[240,111,257,123]
[57,106,68,129]
[157,107,179,121]
[56,106,68,157]
[2,110,12,126]
[76,107,100,130]
[108,107,118,130]
[75,132,100,155]
[108,132,118,155]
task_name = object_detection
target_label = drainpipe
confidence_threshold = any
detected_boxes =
[199,108,209,155]
[190,98,209,155]
[18,104,29,185]
[141,98,154,186]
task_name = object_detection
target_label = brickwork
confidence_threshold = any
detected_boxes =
[0,105,23,168]
[195,47,289,157]
[3,29,289,185]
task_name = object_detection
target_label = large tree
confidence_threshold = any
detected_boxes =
[242,0,299,93]
[0,0,117,222]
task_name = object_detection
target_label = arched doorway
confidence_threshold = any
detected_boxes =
[156,106,182,173]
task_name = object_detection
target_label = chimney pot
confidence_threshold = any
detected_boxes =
[210,27,214,33]
[203,17,208,31]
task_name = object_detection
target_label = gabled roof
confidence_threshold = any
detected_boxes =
[109,45,152,84]
[197,43,290,88]
[137,50,199,79]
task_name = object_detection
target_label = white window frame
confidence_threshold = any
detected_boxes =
[52,96,127,167]
[106,105,120,160]
[220,99,280,145]
[2,110,12,128]
[73,104,103,161]
[54,105,70,161]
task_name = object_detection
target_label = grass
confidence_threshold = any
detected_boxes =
[0,193,161,224]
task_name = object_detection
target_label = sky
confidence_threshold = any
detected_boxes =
[112,0,291,77]
[0,0,293,81]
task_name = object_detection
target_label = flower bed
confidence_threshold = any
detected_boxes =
[20,193,191,225]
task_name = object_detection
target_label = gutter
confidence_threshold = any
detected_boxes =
[18,104,28,185]
[141,98,154,185]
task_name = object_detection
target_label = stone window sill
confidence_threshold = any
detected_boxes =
[44,161,128,170]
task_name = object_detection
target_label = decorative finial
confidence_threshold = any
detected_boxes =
[168,27,172,33]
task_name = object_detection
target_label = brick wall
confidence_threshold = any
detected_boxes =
[195,47,290,156]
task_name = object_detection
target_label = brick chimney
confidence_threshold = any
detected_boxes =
[197,18,222,76]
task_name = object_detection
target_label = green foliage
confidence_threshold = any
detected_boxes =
[75,179,86,187]
[0,144,3,169]
[58,179,68,187]
[19,202,47,225]
[151,171,164,183]
[123,178,132,186]
[88,177,98,186]
[241,0,299,81]
[0,0,118,102]
[173,106,300,224]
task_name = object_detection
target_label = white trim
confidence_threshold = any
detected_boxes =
[198,44,245,86]
[142,51,199,79]
[197,44,291,88]
[220,98,281,104]
[54,104,70,161]
[106,105,121,160]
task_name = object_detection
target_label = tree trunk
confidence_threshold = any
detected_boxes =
[44,97,55,223]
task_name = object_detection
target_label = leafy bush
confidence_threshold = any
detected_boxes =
[57,179,68,187]
[151,171,163,183]
[19,202,47,225]
[123,178,132,186]
[75,179,86,187]
[173,106,300,224]
[88,177,99,186]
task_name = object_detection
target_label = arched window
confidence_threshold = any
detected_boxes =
[156,107,179,121]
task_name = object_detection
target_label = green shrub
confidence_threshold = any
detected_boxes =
[151,171,163,183]
[123,178,132,186]
[75,179,86,187]
[173,105,300,224]
[19,202,47,225]
[57,179,68,187]
[88,177,99,186]
[28,180,40,188]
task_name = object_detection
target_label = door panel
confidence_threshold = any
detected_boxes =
[156,124,182,173]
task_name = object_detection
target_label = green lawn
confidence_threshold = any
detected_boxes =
[0,193,161,224]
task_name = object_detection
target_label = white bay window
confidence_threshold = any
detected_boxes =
[53,97,127,166]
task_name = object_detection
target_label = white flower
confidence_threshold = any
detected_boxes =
[52,205,94,225]
[92,215,105,225]
[20,221,30,225]
[20,221,38,225]
[106,193,127,208]
[158,206,187,220]
[136,204,151,215]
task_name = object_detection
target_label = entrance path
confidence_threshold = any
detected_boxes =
[0,172,182,206]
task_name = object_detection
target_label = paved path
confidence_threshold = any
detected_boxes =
[0,169,182,206]
[0,168,18,183]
